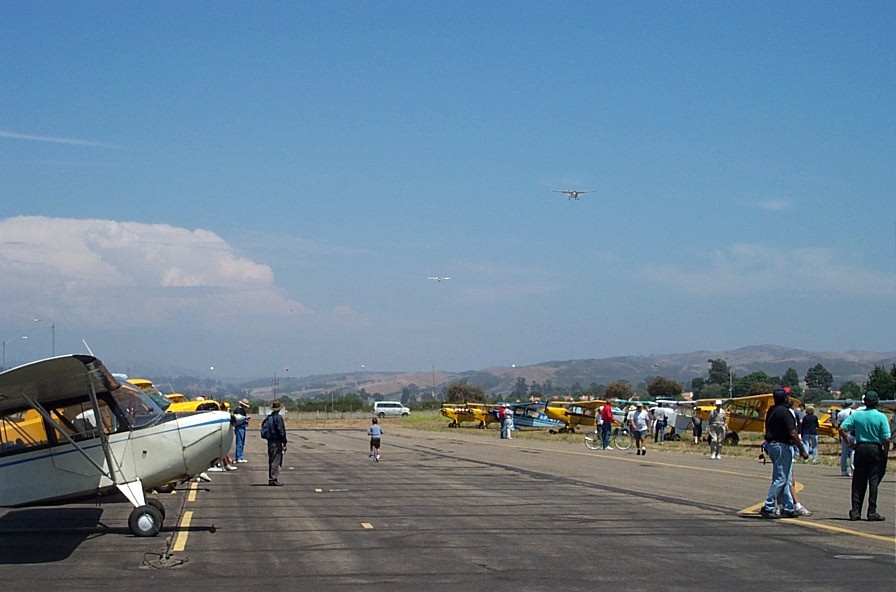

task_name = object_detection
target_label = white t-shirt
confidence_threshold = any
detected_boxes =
[630,410,649,432]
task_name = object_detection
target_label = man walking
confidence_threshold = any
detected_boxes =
[263,400,287,486]
[629,402,650,456]
[708,400,728,459]
[598,400,615,450]
[760,388,809,518]
[838,391,890,521]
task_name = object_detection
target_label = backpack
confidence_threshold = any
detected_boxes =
[260,415,272,440]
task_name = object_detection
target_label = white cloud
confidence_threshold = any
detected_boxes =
[0,216,310,329]
[639,243,894,298]
[0,129,114,148]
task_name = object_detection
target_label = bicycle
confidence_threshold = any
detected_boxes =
[584,425,633,450]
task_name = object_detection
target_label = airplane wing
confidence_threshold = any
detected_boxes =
[0,355,119,415]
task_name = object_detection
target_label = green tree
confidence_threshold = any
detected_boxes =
[604,381,636,401]
[838,381,862,400]
[864,364,896,400]
[781,368,803,398]
[512,377,528,398]
[707,359,731,385]
[740,371,776,396]
[802,387,828,405]
[804,364,833,391]
[647,376,683,399]
[444,381,486,404]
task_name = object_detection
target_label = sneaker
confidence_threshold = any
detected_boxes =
[236,459,248,463]
[636,449,642,456]
[759,508,780,519]
[848,510,861,521]
[375,455,380,461]
[867,514,885,521]
[641,448,646,456]
[781,509,801,519]
[268,480,283,486]
[795,506,812,517]
[196,472,211,482]
[841,472,850,477]
[207,466,225,472]
[225,464,238,471]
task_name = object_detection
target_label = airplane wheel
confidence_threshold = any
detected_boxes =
[154,482,176,494]
[146,498,167,522]
[128,504,163,537]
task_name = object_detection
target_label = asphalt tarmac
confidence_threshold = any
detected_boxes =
[0,426,892,591]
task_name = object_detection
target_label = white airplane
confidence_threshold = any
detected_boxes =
[0,354,233,537]
[553,189,594,200]
[427,276,451,282]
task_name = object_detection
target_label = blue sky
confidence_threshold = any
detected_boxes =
[1,1,894,379]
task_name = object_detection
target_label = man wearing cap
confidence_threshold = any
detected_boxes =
[233,399,250,463]
[838,391,890,521]
[708,400,728,460]
[629,402,650,456]
[265,400,288,486]
[759,388,809,518]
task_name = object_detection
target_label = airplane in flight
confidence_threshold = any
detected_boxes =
[0,354,233,537]
[427,276,451,282]
[553,189,594,200]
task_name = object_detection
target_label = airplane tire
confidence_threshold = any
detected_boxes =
[128,504,163,537]
[154,482,176,494]
[146,498,167,522]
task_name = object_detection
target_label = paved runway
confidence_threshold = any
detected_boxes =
[0,426,892,591]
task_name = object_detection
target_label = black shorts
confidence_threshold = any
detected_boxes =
[370,437,381,448]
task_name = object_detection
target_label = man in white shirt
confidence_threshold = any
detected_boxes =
[629,403,650,456]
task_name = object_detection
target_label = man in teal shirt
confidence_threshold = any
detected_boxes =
[838,391,891,521]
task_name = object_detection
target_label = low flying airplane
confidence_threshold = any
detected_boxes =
[0,355,233,537]
[427,276,451,282]
[553,189,594,200]
[440,402,499,428]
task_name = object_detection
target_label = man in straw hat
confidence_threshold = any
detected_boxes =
[233,399,251,463]
[263,400,288,486]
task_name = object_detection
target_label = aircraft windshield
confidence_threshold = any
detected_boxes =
[111,383,166,430]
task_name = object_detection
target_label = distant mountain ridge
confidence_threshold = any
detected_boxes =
[237,345,894,399]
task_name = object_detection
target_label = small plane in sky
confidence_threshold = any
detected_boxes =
[427,276,451,282]
[0,354,233,537]
[553,189,594,200]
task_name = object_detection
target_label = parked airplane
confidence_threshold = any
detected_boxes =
[544,399,606,433]
[503,401,564,430]
[553,189,594,200]
[440,402,499,428]
[0,355,233,537]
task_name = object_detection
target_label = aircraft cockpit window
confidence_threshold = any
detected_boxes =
[111,383,165,430]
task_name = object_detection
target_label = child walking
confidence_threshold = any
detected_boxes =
[368,417,383,462]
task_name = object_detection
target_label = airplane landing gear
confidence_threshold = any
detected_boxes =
[128,503,163,537]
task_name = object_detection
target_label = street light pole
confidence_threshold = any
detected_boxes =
[2,336,27,371]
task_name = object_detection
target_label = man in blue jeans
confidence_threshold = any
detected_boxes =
[760,388,809,518]
[598,400,614,450]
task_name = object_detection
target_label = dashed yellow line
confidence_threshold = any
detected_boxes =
[361,522,374,529]
[172,510,192,552]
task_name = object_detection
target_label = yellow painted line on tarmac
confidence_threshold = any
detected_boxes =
[172,510,193,552]
[315,488,323,493]
[188,481,198,502]
[361,522,374,529]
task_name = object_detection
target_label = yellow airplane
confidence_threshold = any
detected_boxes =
[693,393,803,444]
[128,378,229,412]
[544,399,607,433]
[440,402,500,428]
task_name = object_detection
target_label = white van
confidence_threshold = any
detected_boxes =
[373,401,410,418]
